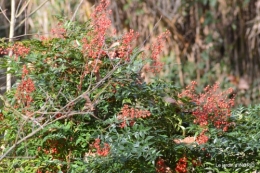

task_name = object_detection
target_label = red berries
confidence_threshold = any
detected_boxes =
[196,131,209,145]
[179,82,235,131]
[93,138,110,157]
[175,156,188,173]
[156,158,167,173]
[117,104,151,128]
[15,65,35,108]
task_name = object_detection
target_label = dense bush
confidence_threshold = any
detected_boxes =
[0,0,260,172]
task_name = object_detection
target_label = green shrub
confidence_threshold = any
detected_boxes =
[0,0,259,173]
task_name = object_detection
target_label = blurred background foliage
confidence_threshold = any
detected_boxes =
[1,0,260,105]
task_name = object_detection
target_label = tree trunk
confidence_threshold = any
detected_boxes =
[6,0,15,91]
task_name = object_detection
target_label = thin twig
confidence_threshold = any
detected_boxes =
[1,33,48,41]
[0,7,10,23]
[140,15,162,49]
[70,0,84,22]
[15,0,31,18]
[15,0,23,15]
[0,94,43,128]
[14,0,49,30]
[3,156,36,159]
[0,60,121,161]
[0,108,94,161]
[0,123,44,161]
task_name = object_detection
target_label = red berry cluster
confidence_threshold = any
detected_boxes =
[0,47,7,55]
[156,157,167,173]
[9,43,30,58]
[82,0,111,59]
[179,82,235,131]
[50,23,66,38]
[15,65,35,108]
[0,43,30,59]
[117,104,151,128]
[196,129,209,145]
[40,139,61,156]
[144,30,170,73]
[175,156,188,173]
[117,29,139,61]
[36,169,42,173]
[93,138,110,156]
[0,113,4,120]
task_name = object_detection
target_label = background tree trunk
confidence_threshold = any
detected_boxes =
[6,0,15,91]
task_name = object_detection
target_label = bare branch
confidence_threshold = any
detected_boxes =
[0,94,43,128]
[70,0,85,22]
[0,109,93,161]
[140,15,162,49]
[1,32,48,41]
[0,7,10,23]
[0,58,122,160]
[15,0,31,18]
[6,0,16,91]
[16,0,23,15]
[14,0,49,30]
[0,122,43,161]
